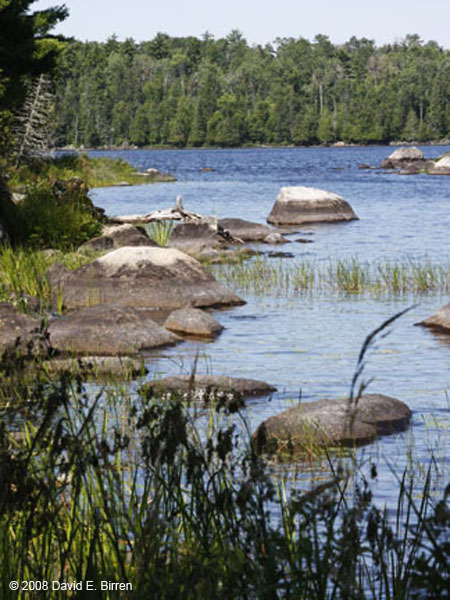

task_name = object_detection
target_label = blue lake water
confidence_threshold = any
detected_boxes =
[89,146,450,498]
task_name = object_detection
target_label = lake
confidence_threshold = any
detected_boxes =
[89,145,450,502]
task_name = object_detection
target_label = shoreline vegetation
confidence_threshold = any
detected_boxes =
[8,154,176,190]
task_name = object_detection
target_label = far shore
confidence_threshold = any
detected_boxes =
[55,139,450,153]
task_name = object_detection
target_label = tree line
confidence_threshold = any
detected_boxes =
[52,31,450,148]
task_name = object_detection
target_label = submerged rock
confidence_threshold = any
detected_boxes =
[54,246,245,310]
[218,218,289,244]
[48,304,180,355]
[164,307,223,338]
[267,186,358,226]
[145,374,276,400]
[416,303,450,333]
[253,394,411,455]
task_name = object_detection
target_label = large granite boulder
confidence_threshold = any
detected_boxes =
[54,246,245,310]
[267,186,358,226]
[48,304,180,355]
[145,374,276,400]
[218,218,289,244]
[80,224,158,252]
[428,152,450,175]
[416,303,450,333]
[164,307,223,338]
[0,302,47,356]
[253,394,411,455]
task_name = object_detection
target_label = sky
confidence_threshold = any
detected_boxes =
[33,0,450,48]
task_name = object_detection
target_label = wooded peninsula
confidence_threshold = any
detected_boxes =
[52,32,450,148]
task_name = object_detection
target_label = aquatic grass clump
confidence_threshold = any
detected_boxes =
[213,255,450,298]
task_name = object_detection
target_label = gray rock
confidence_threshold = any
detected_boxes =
[263,232,289,244]
[145,374,276,400]
[267,186,358,226]
[380,146,432,171]
[168,220,228,253]
[80,224,157,252]
[47,262,72,289]
[42,356,147,379]
[253,394,411,455]
[48,304,180,355]
[55,246,245,310]
[386,146,424,162]
[144,168,176,182]
[416,303,450,333]
[428,152,450,175]
[218,218,286,243]
[0,302,47,356]
[164,308,223,338]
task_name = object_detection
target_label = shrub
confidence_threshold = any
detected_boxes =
[12,178,103,249]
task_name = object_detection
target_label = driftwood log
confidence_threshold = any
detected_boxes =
[109,196,244,245]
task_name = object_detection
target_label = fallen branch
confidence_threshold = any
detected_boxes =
[109,196,244,245]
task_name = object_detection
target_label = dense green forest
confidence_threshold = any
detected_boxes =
[52,32,450,148]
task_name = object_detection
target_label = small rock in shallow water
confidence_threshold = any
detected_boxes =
[253,393,411,456]
[145,374,276,401]
[164,307,223,338]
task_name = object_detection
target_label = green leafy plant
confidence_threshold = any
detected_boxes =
[145,220,173,246]
[12,178,103,250]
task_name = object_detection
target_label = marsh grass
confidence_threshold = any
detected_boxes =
[213,255,450,297]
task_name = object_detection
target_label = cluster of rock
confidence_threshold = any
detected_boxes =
[2,176,422,456]
[379,147,450,175]
[0,244,245,380]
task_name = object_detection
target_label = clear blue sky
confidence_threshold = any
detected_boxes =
[33,0,450,48]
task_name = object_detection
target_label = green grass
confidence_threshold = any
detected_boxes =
[144,220,174,247]
[9,153,174,189]
[0,245,99,313]
[212,255,450,297]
